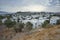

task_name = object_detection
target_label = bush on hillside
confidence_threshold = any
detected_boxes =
[24,22,33,32]
[45,24,54,28]
[0,15,4,19]
[4,19,16,28]
[6,15,12,19]
[14,23,24,32]
[56,19,60,25]
[42,20,49,28]
[0,20,2,25]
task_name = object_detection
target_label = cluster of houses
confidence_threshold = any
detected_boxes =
[1,12,60,28]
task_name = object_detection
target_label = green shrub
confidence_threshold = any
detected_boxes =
[45,24,54,28]
[0,15,4,19]
[56,19,60,25]
[6,15,12,19]
[24,22,33,32]
[0,20,2,25]
[14,23,24,32]
[42,20,49,28]
[4,19,16,28]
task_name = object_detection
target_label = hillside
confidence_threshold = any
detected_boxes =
[11,25,60,40]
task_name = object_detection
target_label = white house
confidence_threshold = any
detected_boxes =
[22,18,46,29]
[50,16,60,25]
[2,18,7,23]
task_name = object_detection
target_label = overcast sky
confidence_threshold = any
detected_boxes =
[0,0,60,12]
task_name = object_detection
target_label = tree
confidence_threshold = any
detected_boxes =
[0,15,4,19]
[17,17,20,22]
[6,15,12,19]
[0,15,4,25]
[0,20,2,25]
[35,17,39,19]
[19,23,24,32]
[24,22,33,32]
[56,19,60,25]
[14,23,24,32]
[42,20,49,28]
[4,19,16,28]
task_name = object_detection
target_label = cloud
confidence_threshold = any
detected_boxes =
[0,0,60,12]
[45,6,60,12]
[1,5,46,12]
[19,5,46,12]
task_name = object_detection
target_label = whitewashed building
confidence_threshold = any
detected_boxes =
[50,16,60,25]
[2,18,7,23]
[22,18,48,28]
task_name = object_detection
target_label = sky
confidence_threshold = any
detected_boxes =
[0,0,60,12]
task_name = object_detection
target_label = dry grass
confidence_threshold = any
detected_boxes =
[1,25,60,40]
[0,28,16,40]
[18,25,60,40]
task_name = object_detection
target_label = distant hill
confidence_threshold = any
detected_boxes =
[0,11,13,15]
[16,11,60,16]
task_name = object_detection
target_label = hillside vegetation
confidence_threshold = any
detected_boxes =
[11,25,60,40]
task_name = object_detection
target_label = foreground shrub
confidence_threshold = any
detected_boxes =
[0,20,2,25]
[24,22,33,32]
[42,20,49,28]
[45,24,54,28]
[14,23,24,32]
[56,19,60,25]
[4,19,16,28]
